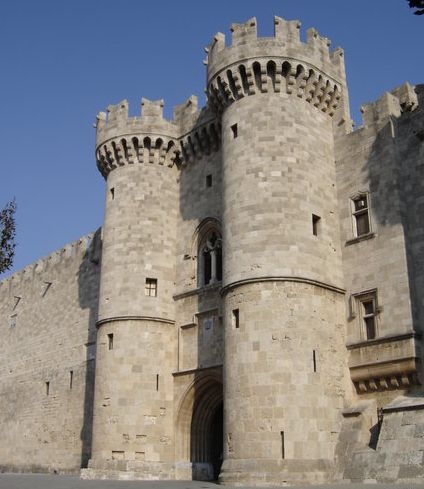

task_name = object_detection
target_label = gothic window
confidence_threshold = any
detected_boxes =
[199,231,222,287]
[352,193,371,237]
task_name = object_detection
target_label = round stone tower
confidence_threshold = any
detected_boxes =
[206,17,351,484]
[87,99,179,478]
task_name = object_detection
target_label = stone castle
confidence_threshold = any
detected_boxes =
[1,16,424,485]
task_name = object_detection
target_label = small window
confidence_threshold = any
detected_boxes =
[206,174,212,188]
[362,299,376,340]
[312,214,321,236]
[69,371,74,389]
[45,381,50,396]
[352,194,370,237]
[110,187,115,200]
[355,291,378,340]
[108,333,114,350]
[145,278,158,297]
[232,308,240,329]
[231,123,238,138]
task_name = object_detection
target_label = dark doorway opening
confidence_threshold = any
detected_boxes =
[210,402,223,480]
[189,379,223,481]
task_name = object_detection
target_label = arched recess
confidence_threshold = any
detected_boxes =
[175,370,223,480]
[191,218,222,288]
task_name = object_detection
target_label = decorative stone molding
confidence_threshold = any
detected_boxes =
[179,120,221,165]
[207,59,341,116]
[96,135,180,177]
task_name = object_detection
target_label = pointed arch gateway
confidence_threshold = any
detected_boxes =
[175,369,223,481]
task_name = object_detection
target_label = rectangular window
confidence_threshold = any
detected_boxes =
[312,214,321,236]
[281,431,285,459]
[354,291,378,340]
[108,333,114,350]
[232,308,240,329]
[313,350,317,372]
[362,299,376,340]
[46,381,50,396]
[110,187,115,200]
[145,278,158,297]
[231,123,238,138]
[352,194,370,236]
[206,174,212,188]
[69,370,73,389]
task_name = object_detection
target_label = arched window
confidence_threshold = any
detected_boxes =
[197,229,222,287]
[200,232,222,286]
[193,218,223,288]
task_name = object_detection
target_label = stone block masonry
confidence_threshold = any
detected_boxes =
[1,14,424,485]
[0,233,101,473]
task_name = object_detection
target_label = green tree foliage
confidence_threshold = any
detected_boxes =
[408,0,424,15]
[0,199,17,273]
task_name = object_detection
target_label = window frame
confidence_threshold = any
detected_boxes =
[350,192,372,238]
[352,289,379,341]
[145,277,158,297]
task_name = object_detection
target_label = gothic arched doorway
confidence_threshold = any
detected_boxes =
[175,371,223,481]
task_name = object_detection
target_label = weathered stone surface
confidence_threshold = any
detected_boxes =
[1,14,424,486]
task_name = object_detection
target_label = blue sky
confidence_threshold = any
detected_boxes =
[1,0,423,277]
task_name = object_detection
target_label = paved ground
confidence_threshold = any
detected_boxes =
[0,475,424,489]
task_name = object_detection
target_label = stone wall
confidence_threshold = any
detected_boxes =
[0,233,100,473]
[221,281,350,485]
[335,83,423,395]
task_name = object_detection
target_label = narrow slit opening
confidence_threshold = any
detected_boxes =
[232,308,240,329]
[312,214,321,236]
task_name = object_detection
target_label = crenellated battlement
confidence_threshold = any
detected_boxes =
[96,98,179,146]
[95,98,182,178]
[96,95,222,177]
[359,82,419,132]
[173,96,221,165]
[206,16,346,81]
[205,16,346,116]
[0,233,100,295]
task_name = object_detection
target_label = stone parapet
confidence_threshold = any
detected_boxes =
[95,99,180,178]
[206,17,346,116]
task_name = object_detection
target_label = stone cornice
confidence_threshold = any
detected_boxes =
[96,315,175,328]
[220,276,345,296]
[207,57,342,117]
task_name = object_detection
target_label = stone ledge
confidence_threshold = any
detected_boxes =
[347,330,421,350]
[345,232,376,246]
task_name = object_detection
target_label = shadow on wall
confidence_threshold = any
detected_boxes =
[77,228,102,468]
[363,85,424,338]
